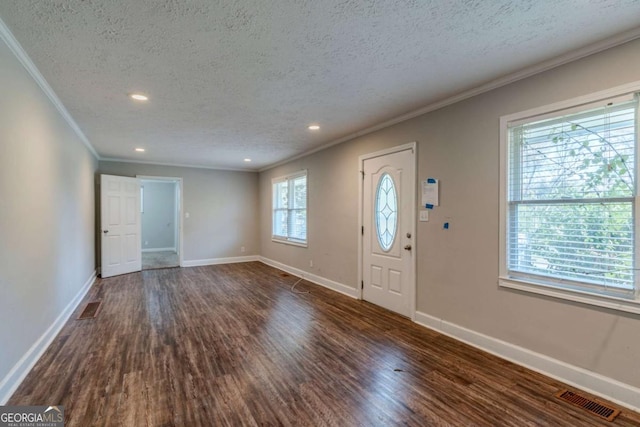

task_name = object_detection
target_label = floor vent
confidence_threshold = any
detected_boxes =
[78,301,102,320]
[555,389,620,422]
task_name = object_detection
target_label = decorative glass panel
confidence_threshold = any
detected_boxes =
[375,173,398,251]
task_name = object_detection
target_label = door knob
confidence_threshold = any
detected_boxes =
[103,230,109,234]
[404,244,412,251]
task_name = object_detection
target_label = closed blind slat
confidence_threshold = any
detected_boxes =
[508,98,637,293]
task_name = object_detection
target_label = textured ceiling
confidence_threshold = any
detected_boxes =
[1,1,640,170]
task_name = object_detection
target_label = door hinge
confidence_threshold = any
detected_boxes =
[361,225,364,235]
[360,170,365,180]
[361,280,364,289]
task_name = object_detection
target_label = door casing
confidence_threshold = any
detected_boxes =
[137,175,184,268]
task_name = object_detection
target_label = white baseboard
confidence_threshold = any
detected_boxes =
[182,255,259,267]
[0,270,97,405]
[258,257,359,299]
[414,311,640,413]
[141,247,176,253]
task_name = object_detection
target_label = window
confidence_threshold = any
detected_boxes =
[272,170,307,246]
[500,88,640,312]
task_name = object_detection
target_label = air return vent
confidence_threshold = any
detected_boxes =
[78,301,102,320]
[555,389,620,422]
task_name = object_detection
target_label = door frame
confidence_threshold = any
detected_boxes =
[357,142,417,320]
[137,175,184,268]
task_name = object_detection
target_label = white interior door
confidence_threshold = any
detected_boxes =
[362,147,415,317]
[101,174,142,278]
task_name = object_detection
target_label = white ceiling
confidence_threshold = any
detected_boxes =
[1,1,639,171]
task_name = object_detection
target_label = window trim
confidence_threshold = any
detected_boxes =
[499,81,640,314]
[271,170,308,247]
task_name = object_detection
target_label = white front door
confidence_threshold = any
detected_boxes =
[101,174,142,278]
[362,146,415,317]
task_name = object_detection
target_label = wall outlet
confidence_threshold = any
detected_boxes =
[240,246,245,253]
[309,260,313,267]
[419,210,429,222]
[185,212,190,218]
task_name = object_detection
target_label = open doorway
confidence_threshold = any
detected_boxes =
[138,176,183,270]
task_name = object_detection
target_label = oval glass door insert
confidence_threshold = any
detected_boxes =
[375,173,398,251]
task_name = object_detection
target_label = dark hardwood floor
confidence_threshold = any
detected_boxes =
[9,262,640,426]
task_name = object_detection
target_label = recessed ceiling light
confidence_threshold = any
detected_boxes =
[244,158,252,162]
[135,148,145,152]
[308,125,320,130]
[130,93,148,101]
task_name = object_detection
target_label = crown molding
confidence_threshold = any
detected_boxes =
[99,157,257,173]
[260,27,640,172]
[0,16,99,159]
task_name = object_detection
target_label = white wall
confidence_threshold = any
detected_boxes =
[141,181,176,251]
[98,162,259,263]
[0,36,97,401]
[259,38,640,398]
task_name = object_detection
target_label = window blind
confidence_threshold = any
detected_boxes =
[507,96,637,295]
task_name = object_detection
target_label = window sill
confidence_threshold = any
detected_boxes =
[498,276,640,315]
[272,238,308,248]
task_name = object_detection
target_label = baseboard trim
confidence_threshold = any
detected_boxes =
[182,255,259,267]
[258,257,359,299]
[0,270,97,405]
[141,247,176,253]
[414,311,640,413]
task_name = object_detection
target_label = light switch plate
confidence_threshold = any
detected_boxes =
[419,210,429,222]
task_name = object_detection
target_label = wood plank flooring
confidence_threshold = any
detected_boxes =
[9,262,640,426]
